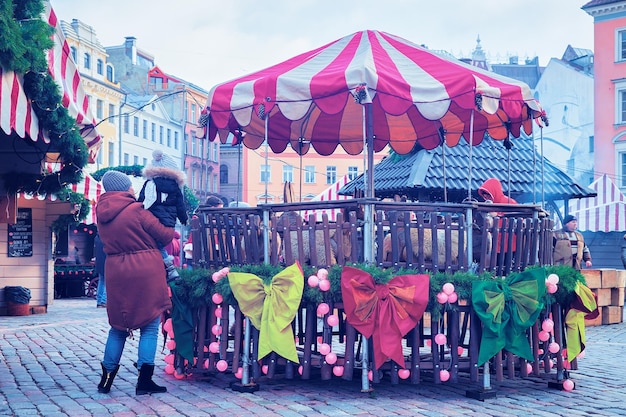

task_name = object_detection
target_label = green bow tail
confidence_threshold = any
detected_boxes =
[472,268,546,366]
[564,281,598,362]
[228,262,304,363]
[169,281,195,362]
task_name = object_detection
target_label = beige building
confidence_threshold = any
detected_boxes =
[60,19,124,171]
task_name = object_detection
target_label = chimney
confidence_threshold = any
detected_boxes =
[124,36,137,65]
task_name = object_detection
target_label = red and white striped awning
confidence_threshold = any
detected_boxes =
[303,175,352,222]
[0,2,102,162]
[568,174,626,232]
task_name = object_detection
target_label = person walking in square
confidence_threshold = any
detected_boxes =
[96,170,174,395]
[553,214,592,270]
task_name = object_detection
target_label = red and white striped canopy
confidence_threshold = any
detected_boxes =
[303,175,351,222]
[205,30,543,156]
[0,2,102,162]
[568,174,626,232]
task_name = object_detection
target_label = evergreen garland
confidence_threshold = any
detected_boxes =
[1,0,89,195]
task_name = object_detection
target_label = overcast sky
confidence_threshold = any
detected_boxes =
[50,0,594,93]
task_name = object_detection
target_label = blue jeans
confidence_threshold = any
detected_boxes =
[102,315,161,372]
[96,275,106,306]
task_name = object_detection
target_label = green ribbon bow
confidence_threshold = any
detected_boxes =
[564,281,598,362]
[228,262,304,363]
[472,268,546,366]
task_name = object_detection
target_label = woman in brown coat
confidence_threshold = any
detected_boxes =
[95,171,174,395]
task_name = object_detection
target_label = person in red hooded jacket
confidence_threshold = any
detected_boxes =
[477,178,518,260]
[95,170,174,396]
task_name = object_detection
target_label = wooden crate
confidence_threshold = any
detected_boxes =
[611,287,625,307]
[585,308,603,327]
[616,270,626,288]
[582,269,601,289]
[601,306,624,325]
[595,288,612,307]
[600,269,619,288]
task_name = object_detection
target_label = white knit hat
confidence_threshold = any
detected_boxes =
[151,150,178,171]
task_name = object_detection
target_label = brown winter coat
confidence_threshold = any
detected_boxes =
[96,191,174,332]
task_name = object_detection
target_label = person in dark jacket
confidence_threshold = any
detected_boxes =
[94,233,107,308]
[138,149,187,281]
[96,170,174,396]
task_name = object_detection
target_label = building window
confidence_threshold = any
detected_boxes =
[143,158,147,166]
[97,59,103,75]
[213,142,218,161]
[305,165,315,183]
[220,164,228,184]
[84,53,91,69]
[213,175,218,192]
[70,46,77,62]
[167,128,172,147]
[142,120,148,139]
[348,166,358,180]
[133,116,139,136]
[108,104,115,123]
[191,169,196,189]
[622,153,626,188]
[260,165,271,183]
[133,155,139,165]
[108,142,114,166]
[617,28,626,61]
[106,65,114,82]
[589,135,594,153]
[192,136,197,156]
[151,123,156,141]
[615,80,626,124]
[159,126,164,144]
[326,166,337,184]
[123,115,129,133]
[123,153,129,165]
[96,99,103,119]
[283,165,294,183]
[191,103,197,123]
[174,131,179,149]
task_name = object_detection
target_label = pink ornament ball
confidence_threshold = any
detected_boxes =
[577,350,586,360]
[425,339,432,347]
[262,364,269,375]
[327,314,339,327]
[319,343,331,355]
[212,272,220,283]
[298,365,303,375]
[203,359,209,369]
[203,345,209,353]
[317,268,329,280]
[436,292,449,304]
[548,342,560,354]
[164,354,175,365]
[211,293,223,305]
[333,365,344,377]
[563,379,575,391]
[216,360,228,372]
[398,369,410,379]
[538,330,550,342]
[164,364,175,374]
[318,279,331,292]
[447,292,458,303]
[163,319,173,333]
[439,369,450,382]
[547,283,558,294]
[308,275,320,287]
[541,319,554,333]
[174,371,185,380]
[166,339,176,350]
[214,306,223,319]
[526,363,533,374]
[457,346,464,356]
[317,336,324,344]
[434,333,447,346]
[209,341,220,353]
[442,283,455,295]
[368,370,373,381]
[325,352,338,365]
[547,274,560,285]
[234,367,243,379]
[211,324,222,336]
[317,302,330,316]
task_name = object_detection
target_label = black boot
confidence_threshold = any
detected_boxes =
[136,363,167,395]
[97,362,119,393]
[164,260,179,282]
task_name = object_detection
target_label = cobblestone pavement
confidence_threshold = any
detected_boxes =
[1,298,625,417]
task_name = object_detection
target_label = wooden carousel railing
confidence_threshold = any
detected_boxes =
[180,200,569,393]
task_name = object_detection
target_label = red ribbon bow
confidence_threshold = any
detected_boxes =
[340,266,430,369]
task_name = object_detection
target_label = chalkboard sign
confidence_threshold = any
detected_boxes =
[8,208,33,257]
